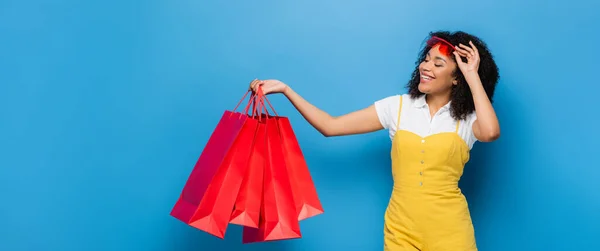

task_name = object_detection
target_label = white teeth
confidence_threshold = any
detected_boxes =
[422,76,432,80]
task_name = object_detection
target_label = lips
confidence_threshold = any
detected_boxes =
[420,73,435,83]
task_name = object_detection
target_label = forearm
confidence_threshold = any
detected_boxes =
[466,73,500,140]
[283,87,336,136]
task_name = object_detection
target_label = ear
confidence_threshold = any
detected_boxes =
[452,78,458,85]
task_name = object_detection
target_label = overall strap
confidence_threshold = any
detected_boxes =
[455,120,460,133]
[395,95,403,131]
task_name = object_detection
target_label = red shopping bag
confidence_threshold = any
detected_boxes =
[170,91,258,237]
[242,93,302,243]
[252,91,324,221]
[276,117,324,221]
[229,115,266,228]
[187,115,258,238]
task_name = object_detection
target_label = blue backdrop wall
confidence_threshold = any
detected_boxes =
[1,0,599,250]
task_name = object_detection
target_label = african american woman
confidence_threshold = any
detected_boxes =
[249,30,500,251]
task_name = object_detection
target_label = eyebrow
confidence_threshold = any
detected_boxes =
[434,56,447,63]
[426,52,447,63]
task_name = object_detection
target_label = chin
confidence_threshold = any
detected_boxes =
[417,84,431,94]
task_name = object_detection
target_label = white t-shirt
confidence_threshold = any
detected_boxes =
[374,94,479,149]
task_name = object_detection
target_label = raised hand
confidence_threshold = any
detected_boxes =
[453,41,480,75]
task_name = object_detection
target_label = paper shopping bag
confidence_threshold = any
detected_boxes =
[170,91,255,227]
[187,115,259,238]
[229,117,266,228]
[242,115,302,243]
[276,117,324,221]
[251,90,324,221]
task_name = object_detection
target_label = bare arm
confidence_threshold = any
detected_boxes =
[454,42,500,142]
[466,74,501,142]
[283,87,383,137]
[250,79,383,137]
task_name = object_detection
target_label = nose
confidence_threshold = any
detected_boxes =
[420,60,433,72]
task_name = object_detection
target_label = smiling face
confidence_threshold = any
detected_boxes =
[418,44,458,95]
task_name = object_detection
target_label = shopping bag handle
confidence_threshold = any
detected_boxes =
[232,90,251,113]
[250,88,270,122]
[229,85,279,120]
[252,91,265,120]
[255,87,278,117]
[239,90,266,121]
[230,90,264,119]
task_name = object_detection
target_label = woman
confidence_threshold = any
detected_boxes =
[250,30,500,251]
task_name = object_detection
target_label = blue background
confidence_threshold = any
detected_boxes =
[1,0,599,250]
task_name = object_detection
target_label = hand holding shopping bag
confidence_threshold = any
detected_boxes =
[171,83,324,242]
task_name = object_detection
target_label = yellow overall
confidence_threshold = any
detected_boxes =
[383,96,477,251]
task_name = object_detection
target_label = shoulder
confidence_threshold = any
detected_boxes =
[374,94,416,130]
[375,94,401,106]
[373,94,402,130]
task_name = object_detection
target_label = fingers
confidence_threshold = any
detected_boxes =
[454,47,470,63]
[454,48,469,57]
[249,79,263,92]
[249,79,258,90]
[456,41,479,60]
[469,41,479,58]
[458,43,475,56]
[455,45,473,61]
[454,45,469,55]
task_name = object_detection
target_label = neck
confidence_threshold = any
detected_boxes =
[425,92,451,112]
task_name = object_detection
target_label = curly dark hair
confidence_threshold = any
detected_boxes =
[406,31,500,121]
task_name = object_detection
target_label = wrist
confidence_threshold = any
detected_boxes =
[464,72,481,86]
[283,85,293,97]
[463,71,479,80]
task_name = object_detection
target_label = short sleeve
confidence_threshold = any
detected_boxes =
[463,113,479,149]
[374,95,401,130]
